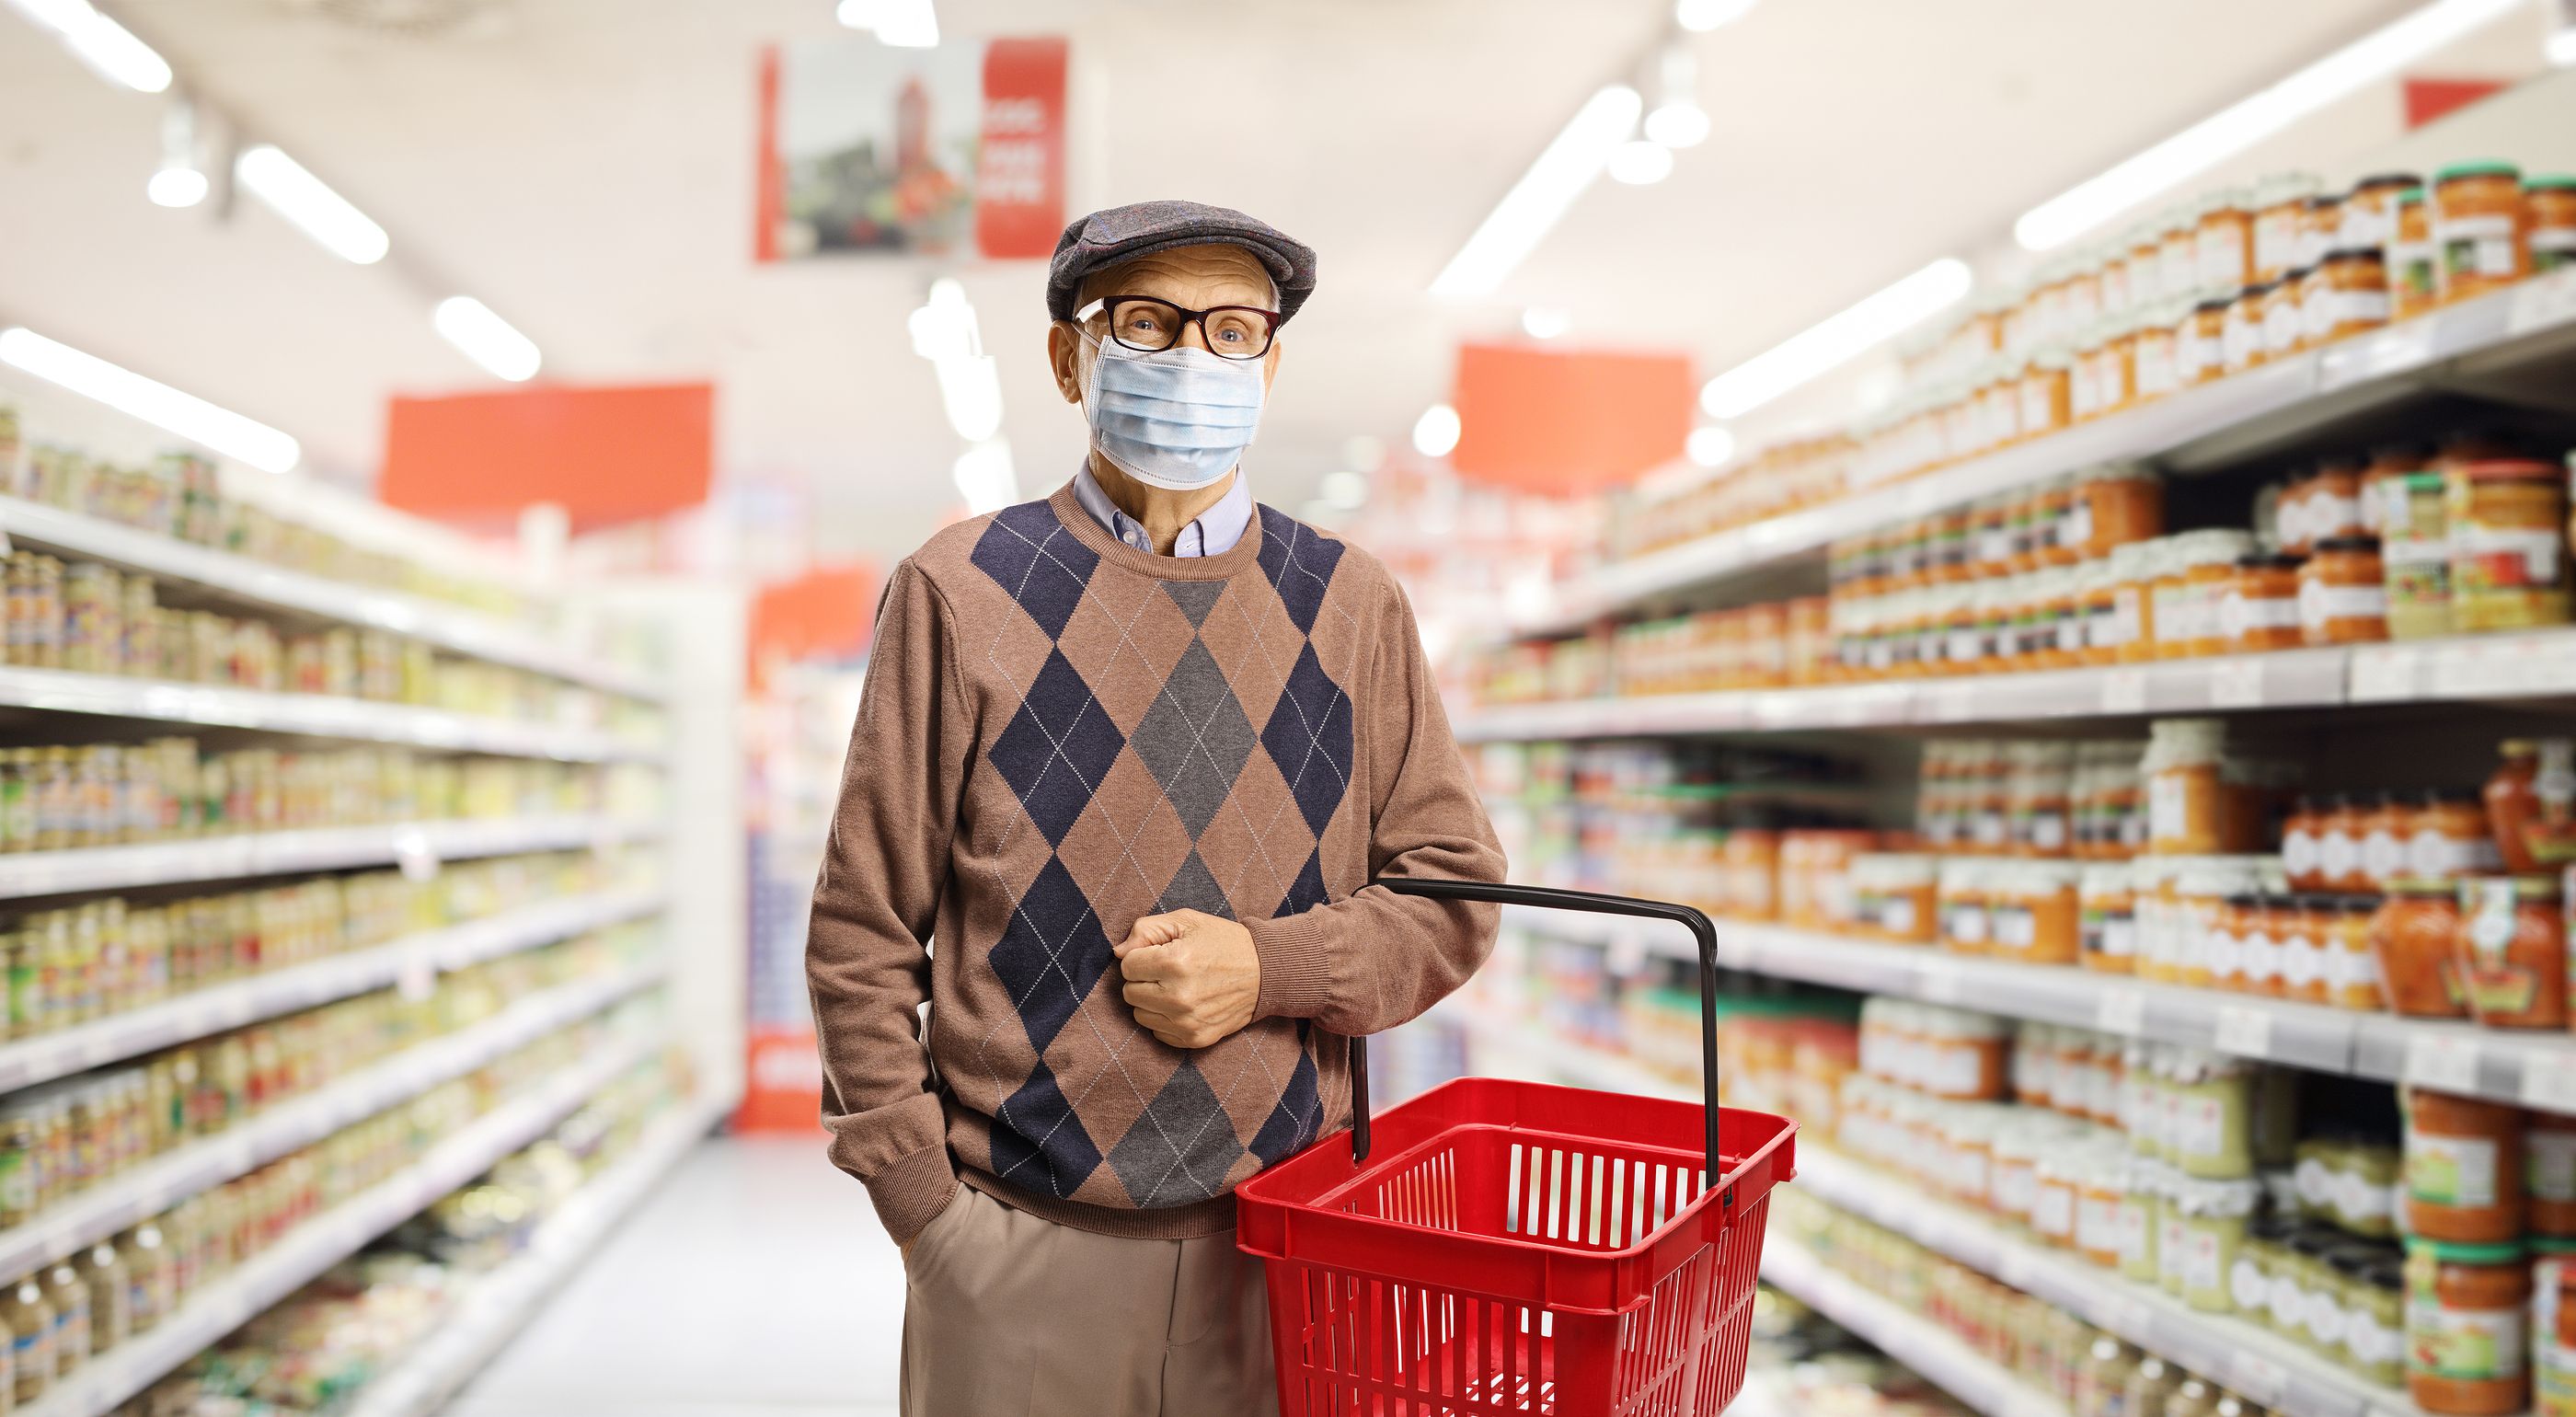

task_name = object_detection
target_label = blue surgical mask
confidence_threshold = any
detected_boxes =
[1079,333,1266,491]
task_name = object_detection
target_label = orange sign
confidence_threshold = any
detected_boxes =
[1449,342,1694,496]
[381,382,714,533]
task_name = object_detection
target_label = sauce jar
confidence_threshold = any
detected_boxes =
[2446,460,2571,633]
[2372,879,2468,1018]
[2261,274,2307,359]
[2363,440,2436,538]
[2253,173,2323,283]
[2223,553,2305,652]
[2534,1245,2576,1415]
[2532,175,2576,274]
[2433,162,2530,305]
[2277,893,2330,1003]
[2409,1088,2527,1244]
[1993,860,2083,963]
[2413,790,2506,884]
[2145,719,2228,855]
[2342,172,2422,251]
[2297,536,2390,646]
[2327,893,2389,1011]
[2490,738,2576,872]
[2080,863,2137,972]
[2199,191,2256,290]
[2394,190,2440,322]
[2319,793,2368,892]
[2363,792,2414,890]
[2183,292,2233,387]
[2407,1238,2531,1415]
[2178,530,2260,659]
[2386,469,2456,640]
[2350,1253,2408,1388]
[2534,1116,2576,1243]
[2224,282,2273,374]
[2454,874,2567,1029]
[2021,352,2073,442]
[2301,248,2390,346]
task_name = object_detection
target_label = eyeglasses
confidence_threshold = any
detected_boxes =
[1077,295,1281,360]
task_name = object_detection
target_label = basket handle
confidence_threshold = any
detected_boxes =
[1351,879,1723,1184]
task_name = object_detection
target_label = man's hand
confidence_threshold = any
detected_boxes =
[1113,910,1260,1049]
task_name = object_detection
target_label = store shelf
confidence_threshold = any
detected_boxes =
[0,957,666,1283]
[1509,270,2576,637]
[17,1030,675,1417]
[0,495,668,703]
[1760,1238,2069,1417]
[1789,1150,2419,1417]
[0,813,659,901]
[0,664,661,762]
[0,886,665,1094]
[1451,630,2576,742]
[341,1091,730,1417]
[1504,905,2576,1115]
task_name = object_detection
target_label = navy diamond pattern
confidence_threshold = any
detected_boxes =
[1257,506,1346,635]
[1248,1052,1322,1166]
[1259,642,1353,838]
[971,501,1099,639]
[991,1059,1104,1199]
[1274,847,1329,918]
[987,649,1126,847]
[985,856,1114,1054]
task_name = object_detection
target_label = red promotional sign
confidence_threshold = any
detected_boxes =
[975,38,1069,259]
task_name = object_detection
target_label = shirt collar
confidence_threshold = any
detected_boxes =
[1068,463,1253,558]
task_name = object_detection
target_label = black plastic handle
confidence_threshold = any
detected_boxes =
[1356,878,1723,1182]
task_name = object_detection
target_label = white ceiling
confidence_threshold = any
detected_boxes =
[0,0,2548,567]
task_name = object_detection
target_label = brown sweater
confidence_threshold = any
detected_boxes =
[806,484,1504,1242]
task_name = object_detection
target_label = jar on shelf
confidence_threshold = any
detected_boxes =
[2283,796,2327,889]
[2532,1114,2576,1240]
[2326,893,2388,1011]
[2412,790,2506,884]
[2363,440,2436,538]
[2183,291,2233,387]
[2394,189,2440,321]
[2253,173,2323,284]
[2261,274,2306,360]
[2445,459,2571,634]
[2372,879,2467,1017]
[2386,467,2457,639]
[2199,191,2256,290]
[2532,175,2576,273]
[2533,1245,2576,1415]
[2488,738,2576,873]
[2134,305,2183,401]
[2020,351,2074,443]
[2145,720,2237,856]
[2298,536,2390,646]
[2168,1176,2260,1310]
[2177,530,2260,658]
[2317,793,2366,892]
[2406,1238,2531,1415]
[2302,248,2391,346]
[2342,171,2422,252]
[2433,161,2530,305]
[2292,454,2371,552]
[2170,1052,2257,1181]
[2453,874,2567,1029]
[1992,860,2082,964]
[2080,863,2138,972]
[2408,1088,2526,1244]
[2222,552,2305,653]
[2223,282,2273,374]
[2348,1252,2408,1388]
[1853,853,1938,944]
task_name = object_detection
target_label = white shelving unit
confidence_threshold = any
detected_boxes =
[0,959,665,1282]
[17,1031,678,1417]
[1760,1239,2070,1417]
[0,495,667,703]
[341,1092,730,1417]
[0,664,661,761]
[1508,270,2576,637]
[0,886,665,1093]
[1501,905,2576,1115]
[0,814,658,901]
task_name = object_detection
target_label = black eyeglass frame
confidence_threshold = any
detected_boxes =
[1075,295,1283,361]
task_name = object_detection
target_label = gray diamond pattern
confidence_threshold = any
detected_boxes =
[1106,1059,1248,1207]
[1160,580,1225,628]
[1130,638,1257,838]
[1156,849,1235,919]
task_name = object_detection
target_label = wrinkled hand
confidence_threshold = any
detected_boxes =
[1114,910,1260,1049]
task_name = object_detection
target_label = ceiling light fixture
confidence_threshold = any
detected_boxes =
[1606,139,1675,186]
[1521,306,1570,340]
[1698,258,1973,419]
[952,438,1017,514]
[0,327,299,472]
[432,296,542,383]
[2015,0,2528,251]
[1412,403,1463,459]
[1643,41,1710,151]
[148,100,207,207]
[2,0,172,93]
[910,279,1004,443]
[1686,425,1737,467]
[836,0,937,47]
[2549,0,2576,65]
[234,144,389,264]
[1643,101,1711,149]
[1674,0,1757,32]
[1430,84,1641,298]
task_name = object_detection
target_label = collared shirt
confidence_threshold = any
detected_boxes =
[1068,463,1253,558]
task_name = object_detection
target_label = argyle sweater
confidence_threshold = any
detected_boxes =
[807,485,1504,1242]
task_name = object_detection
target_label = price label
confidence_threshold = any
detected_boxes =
[2209,658,2264,709]
[2349,646,2421,702]
[2225,1352,2287,1406]
[2214,1005,2273,1059]
[2318,319,2437,391]
[2097,987,2147,1037]
[1918,964,1962,1005]
[2406,1032,2483,1093]
[2099,1294,2153,1339]
[2521,1054,2576,1113]
[2508,268,2576,337]
[2100,669,2149,715]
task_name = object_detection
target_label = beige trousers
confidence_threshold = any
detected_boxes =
[900,1183,1280,1417]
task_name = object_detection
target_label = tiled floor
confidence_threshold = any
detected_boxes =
[445,1133,904,1417]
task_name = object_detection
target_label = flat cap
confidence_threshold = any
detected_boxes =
[1047,200,1317,323]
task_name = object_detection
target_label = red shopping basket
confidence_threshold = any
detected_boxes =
[1236,880,1797,1417]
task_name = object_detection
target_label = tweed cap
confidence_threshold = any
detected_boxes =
[1047,200,1317,323]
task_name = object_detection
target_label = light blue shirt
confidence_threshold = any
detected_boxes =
[1069,463,1253,558]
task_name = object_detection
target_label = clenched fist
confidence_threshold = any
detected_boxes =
[1113,910,1261,1049]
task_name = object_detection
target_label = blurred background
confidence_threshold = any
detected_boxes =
[6,0,2576,1413]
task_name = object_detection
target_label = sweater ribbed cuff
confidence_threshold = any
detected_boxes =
[866,1146,961,1246]
[1249,909,1335,1020]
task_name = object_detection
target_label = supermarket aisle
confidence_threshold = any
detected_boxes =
[447,1133,904,1417]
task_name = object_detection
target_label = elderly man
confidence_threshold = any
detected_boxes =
[804,200,1506,1416]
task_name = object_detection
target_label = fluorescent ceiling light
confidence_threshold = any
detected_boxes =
[1521,306,1570,340]
[1675,0,1757,30]
[838,0,937,47]
[149,99,205,207]
[909,279,1002,441]
[2550,0,2576,66]
[1412,403,1462,458]
[1430,84,1641,299]
[2015,0,2528,250]
[1686,425,1737,467]
[1644,101,1711,149]
[235,144,389,264]
[433,296,542,383]
[3,0,171,93]
[952,438,1017,514]
[146,166,206,208]
[0,327,299,473]
[1698,258,1972,420]
[1607,140,1675,186]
